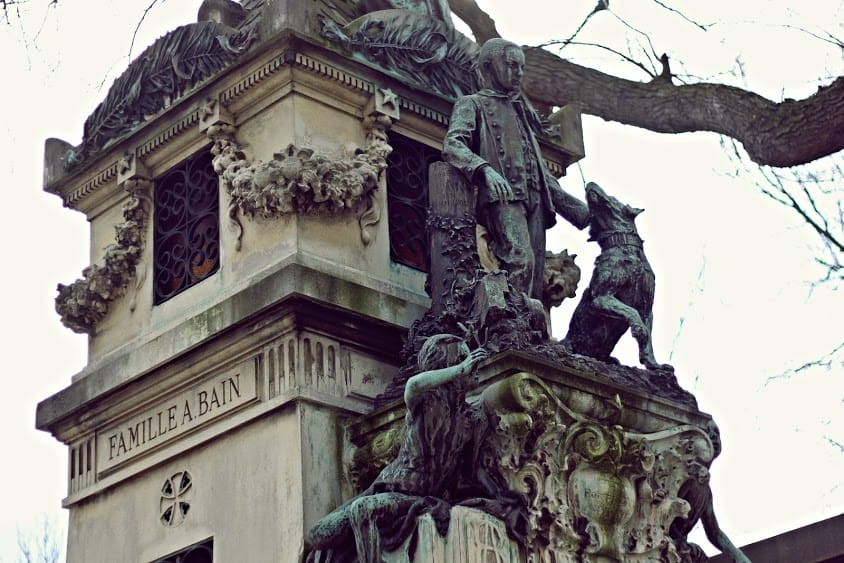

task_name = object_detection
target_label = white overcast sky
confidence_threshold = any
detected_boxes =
[1,1,841,561]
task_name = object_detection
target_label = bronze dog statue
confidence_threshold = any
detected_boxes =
[562,183,671,370]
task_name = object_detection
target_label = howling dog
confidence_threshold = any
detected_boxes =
[562,182,671,370]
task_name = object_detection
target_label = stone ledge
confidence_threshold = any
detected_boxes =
[343,354,720,562]
[350,351,711,450]
[61,391,365,508]
[474,352,710,432]
[37,260,428,436]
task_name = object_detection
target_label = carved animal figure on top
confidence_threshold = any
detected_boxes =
[562,182,671,370]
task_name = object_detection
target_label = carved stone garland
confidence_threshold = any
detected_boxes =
[55,156,152,334]
[208,105,394,250]
[55,97,395,334]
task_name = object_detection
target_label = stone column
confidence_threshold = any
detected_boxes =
[426,161,478,316]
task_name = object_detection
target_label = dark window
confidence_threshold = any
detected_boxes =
[385,133,441,272]
[152,539,213,563]
[154,148,220,304]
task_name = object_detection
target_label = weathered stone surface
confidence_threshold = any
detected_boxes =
[44,33,444,361]
[55,179,151,334]
[210,112,393,246]
[349,354,736,562]
[38,276,416,432]
[321,8,480,98]
[385,507,522,562]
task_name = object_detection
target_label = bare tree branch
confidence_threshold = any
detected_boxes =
[668,255,707,363]
[448,0,844,167]
[609,8,661,64]
[720,135,844,282]
[448,0,500,44]
[17,515,63,563]
[649,0,713,32]
[128,0,161,59]
[540,40,655,78]
[521,46,844,167]
[778,23,844,49]
[823,435,844,454]
[766,341,844,383]
[555,0,609,51]
[760,167,844,257]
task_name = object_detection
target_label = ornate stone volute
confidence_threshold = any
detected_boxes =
[348,354,743,562]
[477,371,725,562]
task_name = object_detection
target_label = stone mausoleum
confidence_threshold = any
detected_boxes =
[37,1,748,561]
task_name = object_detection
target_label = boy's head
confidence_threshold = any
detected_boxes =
[417,334,470,372]
[478,38,525,94]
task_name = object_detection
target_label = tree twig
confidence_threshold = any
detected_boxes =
[128,0,161,59]
[555,0,609,52]
[540,39,655,78]
[765,341,844,383]
[648,0,713,32]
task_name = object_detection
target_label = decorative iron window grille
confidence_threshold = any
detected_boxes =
[386,132,441,272]
[153,148,220,304]
[152,539,213,563]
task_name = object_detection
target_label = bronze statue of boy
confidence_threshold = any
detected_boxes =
[442,38,589,301]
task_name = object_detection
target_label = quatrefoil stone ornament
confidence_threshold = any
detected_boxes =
[160,470,193,527]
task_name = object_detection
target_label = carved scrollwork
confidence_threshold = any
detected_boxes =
[206,120,246,250]
[480,374,582,561]
[347,423,404,493]
[478,373,722,562]
[210,111,394,248]
[55,176,152,334]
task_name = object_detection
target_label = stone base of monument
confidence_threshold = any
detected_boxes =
[384,506,522,563]
[351,352,718,562]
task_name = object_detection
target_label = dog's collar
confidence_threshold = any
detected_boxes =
[596,232,643,250]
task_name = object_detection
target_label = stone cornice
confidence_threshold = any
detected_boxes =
[49,293,409,506]
[135,111,203,161]
[40,260,429,437]
[63,163,120,209]
[45,31,583,212]
[45,33,465,212]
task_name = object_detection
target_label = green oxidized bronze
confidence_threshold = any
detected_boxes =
[442,38,589,303]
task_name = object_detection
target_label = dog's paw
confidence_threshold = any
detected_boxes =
[631,323,649,341]
[643,358,674,372]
